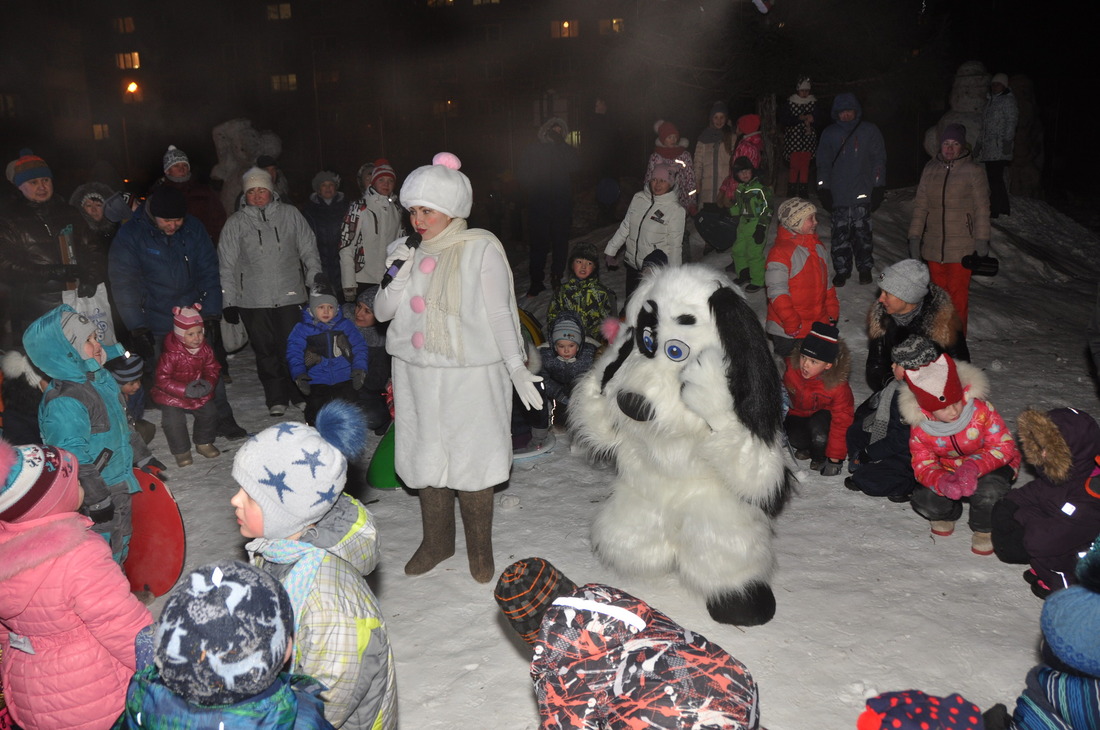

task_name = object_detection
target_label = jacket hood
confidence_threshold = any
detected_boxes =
[790,336,852,389]
[898,359,988,425]
[831,93,862,123]
[22,304,102,381]
[299,493,379,577]
[1018,407,1100,485]
[568,241,601,278]
[0,514,92,592]
[538,116,570,143]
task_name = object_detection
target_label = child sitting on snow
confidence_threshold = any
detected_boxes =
[991,406,1100,598]
[546,243,616,344]
[287,287,368,426]
[900,350,1020,555]
[229,401,396,729]
[0,437,152,730]
[152,306,221,467]
[845,335,930,502]
[114,560,333,728]
[783,322,854,477]
[538,312,597,428]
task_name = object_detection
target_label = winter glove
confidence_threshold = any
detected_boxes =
[303,350,322,368]
[870,187,885,212]
[344,287,358,302]
[908,237,923,260]
[509,365,543,411]
[184,379,213,398]
[222,306,241,325]
[138,456,169,481]
[312,272,330,291]
[752,224,767,245]
[820,459,844,477]
[817,187,833,213]
[130,327,156,361]
[604,253,619,271]
[77,280,98,298]
[85,496,115,526]
[295,374,312,395]
[351,369,367,391]
[939,460,981,500]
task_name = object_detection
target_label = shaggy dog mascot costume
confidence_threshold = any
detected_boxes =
[571,263,791,626]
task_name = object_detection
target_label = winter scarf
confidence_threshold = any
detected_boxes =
[892,301,924,328]
[865,380,901,444]
[654,140,689,160]
[247,538,326,654]
[919,398,978,437]
[697,126,726,145]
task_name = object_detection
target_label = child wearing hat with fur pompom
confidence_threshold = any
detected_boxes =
[0,437,152,730]
[229,401,396,729]
[152,305,221,467]
[114,560,334,728]
[900,351,1020,555]
[783,322,854,477]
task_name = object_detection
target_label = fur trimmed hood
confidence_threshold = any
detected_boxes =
[537,116,570,143]
[2,349,44,389]
[898,359,988,425]
[1018,407,1100,485]
[867,284,960,347]
[790,335,851,390]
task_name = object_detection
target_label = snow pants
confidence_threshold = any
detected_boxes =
[161,401,217,454]
[785,410,831,461]
[928,261,972,334]
[240,305,302,409]
[731,218,766,287]
[910,464,1014,532]
[829,204,874,278]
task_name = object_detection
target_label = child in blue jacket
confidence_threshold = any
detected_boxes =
[22,305,155,564]
[287,288,368,425]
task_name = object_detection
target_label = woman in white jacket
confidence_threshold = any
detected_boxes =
[604,163,685,302]
[372,152,542,584]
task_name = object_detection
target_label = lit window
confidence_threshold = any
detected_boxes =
[93,124,110,140]
[113,17,135,33]
[115,52,140,70]
[271,74,298,92]
[551,20,579,39]
[599,18,625,34]
[427,0,454,6]
[473,0,499,4]
[267,3,292,20]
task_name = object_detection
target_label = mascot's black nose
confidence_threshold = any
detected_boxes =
[617,391,655,422]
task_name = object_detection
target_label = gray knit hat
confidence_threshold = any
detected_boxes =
[356,285,379,309]
[877,259,929,304]
[891,335,939,370]
[232,401,367,539]
[777,197,816,232]
[155,561,293,706]
[550,313,584,345]
[59,309,96,351]
[311,170,340,194]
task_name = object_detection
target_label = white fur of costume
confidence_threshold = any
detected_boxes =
[571,264,790,626]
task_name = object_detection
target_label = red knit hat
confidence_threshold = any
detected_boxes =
[656,120,679,141]
[904,353,964,413]
[370,159,396,188]
[737,114,761,134]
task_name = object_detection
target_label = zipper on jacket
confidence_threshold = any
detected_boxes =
[633,194,658,257]
[938,163,951,263]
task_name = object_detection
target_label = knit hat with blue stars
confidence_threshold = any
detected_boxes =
[232,400,368,539]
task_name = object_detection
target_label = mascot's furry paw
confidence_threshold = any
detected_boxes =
[571,264,790,626]
[706,582,777,626]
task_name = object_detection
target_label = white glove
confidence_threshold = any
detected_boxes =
[510,367,544,411]
[384,242,414,269]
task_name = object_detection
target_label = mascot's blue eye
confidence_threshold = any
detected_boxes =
[664,339,689,362]
[641,327,657,354]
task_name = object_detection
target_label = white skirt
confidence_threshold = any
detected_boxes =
[392,359,513,491]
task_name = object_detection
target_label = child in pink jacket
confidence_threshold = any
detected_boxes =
[0,437,152,730]
[899,349,1020,556]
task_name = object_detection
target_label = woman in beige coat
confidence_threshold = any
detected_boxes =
[908,123,990,333]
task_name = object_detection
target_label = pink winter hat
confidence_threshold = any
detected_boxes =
[173,305,203,339]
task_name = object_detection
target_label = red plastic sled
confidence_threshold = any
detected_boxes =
[123,467,186,597]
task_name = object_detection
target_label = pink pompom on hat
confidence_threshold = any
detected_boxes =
[399,151,473,219]
[173,304,203,339]
[904,353,964,413]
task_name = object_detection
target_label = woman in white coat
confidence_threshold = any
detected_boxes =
[372,152,542,583]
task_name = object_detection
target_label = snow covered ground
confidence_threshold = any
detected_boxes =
[153,187,1100,728]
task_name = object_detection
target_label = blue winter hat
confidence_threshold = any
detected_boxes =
[232,400,367,539]
[1041,535,1100,677]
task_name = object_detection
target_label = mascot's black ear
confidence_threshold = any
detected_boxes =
[709,286,783,445]
[599,327,634,393]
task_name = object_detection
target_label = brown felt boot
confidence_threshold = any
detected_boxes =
[458,487,496,583]
[405,487,456,576]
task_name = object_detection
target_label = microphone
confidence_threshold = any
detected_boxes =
[380,232,423,289]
